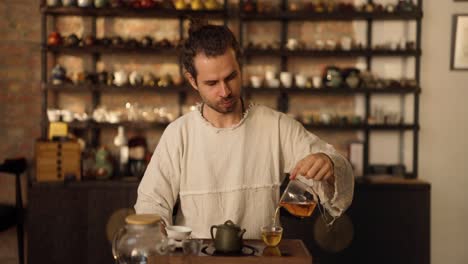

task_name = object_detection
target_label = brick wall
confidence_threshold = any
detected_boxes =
[0,0,41,204]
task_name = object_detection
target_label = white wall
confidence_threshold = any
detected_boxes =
[420,1,468,264]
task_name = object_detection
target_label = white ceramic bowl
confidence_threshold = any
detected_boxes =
[166,226,192,240]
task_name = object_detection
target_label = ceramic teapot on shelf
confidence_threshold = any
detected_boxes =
[210,220,246,253]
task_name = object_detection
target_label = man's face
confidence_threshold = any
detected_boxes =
[187,48,242,114]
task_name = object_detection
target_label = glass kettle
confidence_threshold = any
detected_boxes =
[112,214,168,263]
[276,177,336,226]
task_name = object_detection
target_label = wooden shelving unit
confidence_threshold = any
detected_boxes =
[41,0,423,178]
[238,0,423,178]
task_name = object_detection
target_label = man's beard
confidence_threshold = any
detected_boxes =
[203,96,238,114]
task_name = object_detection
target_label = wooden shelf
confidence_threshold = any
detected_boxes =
[45,45,180,55]
[367,124,419,131]
[240,10,423,21]
[46,83,190,93]
[244,48,421,57]
[47,46,421,57]
[246,86,420,95]
[42,6,227,18]
[48,83,420,95]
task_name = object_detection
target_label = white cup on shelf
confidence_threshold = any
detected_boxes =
[295,74,307,88]
[280,72,293,88]
[266,79,280,88]
[61,110,74,123]
[250,75,263,88]
[312,76,322,89]
[265,70,276,81]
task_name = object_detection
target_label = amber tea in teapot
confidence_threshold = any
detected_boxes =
[279,200,317,218]
[273,177,334,227]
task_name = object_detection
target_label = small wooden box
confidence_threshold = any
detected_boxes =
[35,141,81,182]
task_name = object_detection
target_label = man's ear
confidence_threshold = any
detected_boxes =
[184,71,198,91]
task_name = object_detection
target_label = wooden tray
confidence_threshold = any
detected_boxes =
[149,239,312,264]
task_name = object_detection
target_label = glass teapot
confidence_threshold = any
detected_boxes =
[112,214,168,263]
[276,177,335,226]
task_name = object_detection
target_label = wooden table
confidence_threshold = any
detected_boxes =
[148,239,312,264]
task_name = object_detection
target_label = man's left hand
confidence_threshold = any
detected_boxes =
[290,153,335,184]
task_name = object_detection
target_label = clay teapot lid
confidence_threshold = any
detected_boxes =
[216,220,242,231]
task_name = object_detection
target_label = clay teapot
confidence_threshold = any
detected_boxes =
[48,32,62,46]
[210,220,246,253]
[64,34,80,47]
[83,35,96,46]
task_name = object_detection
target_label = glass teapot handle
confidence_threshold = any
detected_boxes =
[112,226,126,260]
[306,182,337,227]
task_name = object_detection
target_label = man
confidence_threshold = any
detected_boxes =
[135,21,354,239]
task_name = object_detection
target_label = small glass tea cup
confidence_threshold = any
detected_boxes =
[182,239,203,255]
[261,225,283,247]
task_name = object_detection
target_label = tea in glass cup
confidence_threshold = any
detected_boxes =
[262,246,282,256]
[261,226,283,247]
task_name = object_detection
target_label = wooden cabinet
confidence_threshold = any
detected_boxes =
[35,141,81,182]
[27,181,138,264]
[27,179,429,264]
[282,178,430,264]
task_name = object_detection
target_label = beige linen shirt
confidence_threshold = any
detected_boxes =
[135,104,354,239]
